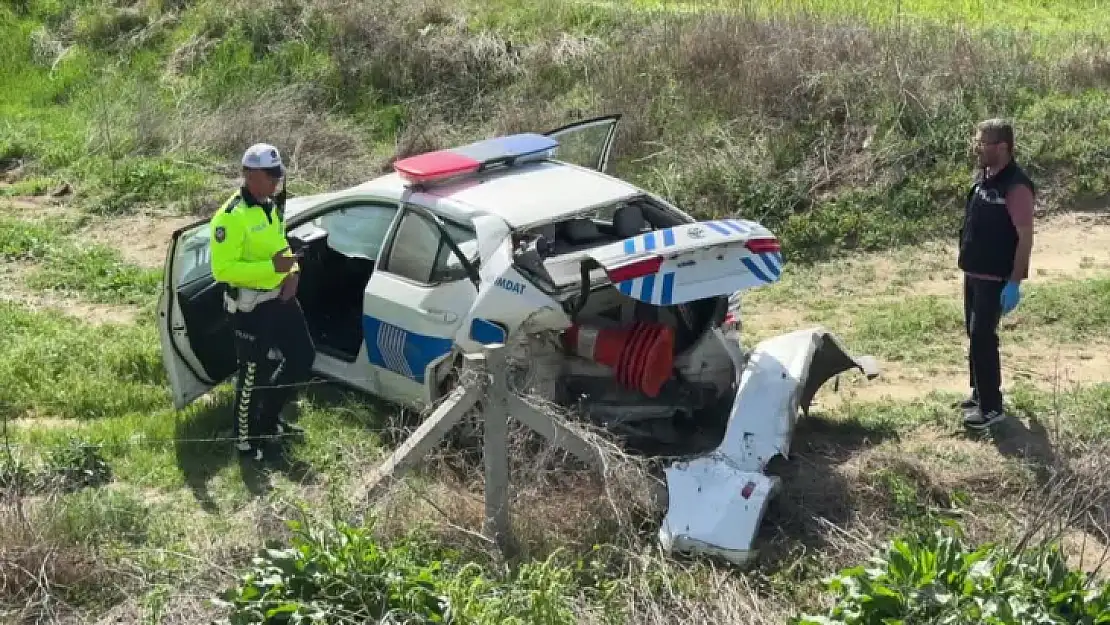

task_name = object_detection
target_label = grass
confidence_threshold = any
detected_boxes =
[607,0,1110,33]
[0,269,1107,621]
[0,301,165,422]
[0,216,161,305]
[4,0,1110,260]
[2,0,1110,621]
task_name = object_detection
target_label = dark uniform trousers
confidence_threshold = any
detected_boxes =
[963,276,1004,412]
[231,296,316,448]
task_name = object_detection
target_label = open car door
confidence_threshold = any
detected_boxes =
[157,220,239,409]
[543,114,621,173]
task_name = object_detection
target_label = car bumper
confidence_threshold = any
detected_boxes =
[658,326,879,566]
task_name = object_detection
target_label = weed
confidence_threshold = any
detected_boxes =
[0,302,166,421]
[3,1,1110,623]
[0,216,161,304]
[796,528,1110,623]
[214,515,584,625]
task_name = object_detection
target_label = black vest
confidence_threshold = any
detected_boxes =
[957,160,1034,279]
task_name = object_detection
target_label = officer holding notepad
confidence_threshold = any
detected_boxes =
[210,143,315,461]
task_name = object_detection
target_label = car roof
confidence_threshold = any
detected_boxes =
[290,160,645,229]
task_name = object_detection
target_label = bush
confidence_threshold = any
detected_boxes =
[796,529,1110,624]
[214,516,592,625]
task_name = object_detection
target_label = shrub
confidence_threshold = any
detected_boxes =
[795,529,1110,624]
[214,516,588,625]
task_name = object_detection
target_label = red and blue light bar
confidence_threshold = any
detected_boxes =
[393,133,559,185]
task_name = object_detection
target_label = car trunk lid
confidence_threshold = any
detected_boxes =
[585,218,784,306]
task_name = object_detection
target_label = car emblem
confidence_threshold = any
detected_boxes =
[687,227,705,239]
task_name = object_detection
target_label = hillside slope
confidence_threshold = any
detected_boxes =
[2,1,1110,624]
[3,0,1110,257]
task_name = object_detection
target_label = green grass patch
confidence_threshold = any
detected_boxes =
[216,517,608,625]
[0,215,70,259]
[848,295,965,365]
[0,301,166,421]
[4,0,1110,259]
[28,243,162,305]
[846,277,1110,359]
[0,281,1104,621]
[611,0,1110,36]
[3,0,1110,620]
[7,383,394,504]
[0,216,161,304]
[810,374,1110,442]
[1017,278,1110,342]
[743,275,1110,366]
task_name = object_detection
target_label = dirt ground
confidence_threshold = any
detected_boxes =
[77,212,199,269]
[771,210,1110,406]
[0,193,195,324]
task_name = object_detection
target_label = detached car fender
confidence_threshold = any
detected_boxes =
[720,326,880,469]
[659,326,879,567]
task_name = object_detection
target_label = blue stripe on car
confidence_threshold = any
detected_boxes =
[363,316,452,384]
[660,272,675,305]
[640,273,656,301]
[705,221,732,236]
[741,257,773,284]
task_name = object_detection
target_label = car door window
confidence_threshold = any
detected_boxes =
[317,203,398,261]
[384,209,477,284]
[175,225,213,285]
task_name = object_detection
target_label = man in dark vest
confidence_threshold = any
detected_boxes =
[957,118,1035,429]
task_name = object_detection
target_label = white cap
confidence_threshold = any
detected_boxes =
[241,142,283,171]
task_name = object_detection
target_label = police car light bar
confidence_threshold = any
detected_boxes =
[394,133,559,185]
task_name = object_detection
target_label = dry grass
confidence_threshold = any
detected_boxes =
[0,497,123,624]
[5,1,1110,620]
[3,336,1108,622]
[40,0,1106,215]
[11,0,1109,258]
[261,328,1110,621]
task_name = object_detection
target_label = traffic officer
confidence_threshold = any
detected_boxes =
[957,118,1035,430]
[210,142,315,461]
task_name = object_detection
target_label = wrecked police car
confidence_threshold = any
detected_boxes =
[158,114,879,565]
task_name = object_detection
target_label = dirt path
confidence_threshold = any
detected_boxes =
[767,210,1110,407]
[0,261,140,325]
[839,211,1110,300]
[812,340,1110,409]
[0,196,172,324]
[0,194,201,325]
[1,194,198,269]
[78,212,199,269]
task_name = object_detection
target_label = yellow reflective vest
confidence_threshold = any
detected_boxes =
[209,188,299,291]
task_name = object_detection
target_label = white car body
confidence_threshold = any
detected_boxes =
[157,115,879,566]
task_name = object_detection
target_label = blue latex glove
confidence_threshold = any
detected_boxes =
[1000,280,1021,315]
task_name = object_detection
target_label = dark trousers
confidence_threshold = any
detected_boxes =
[231,297,316,448]
[963,275,1005,413]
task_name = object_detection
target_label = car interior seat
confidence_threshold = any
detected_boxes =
[612,204,646,239]
[551,218,603,254]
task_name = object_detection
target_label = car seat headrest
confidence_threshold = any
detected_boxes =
[612,204,645,239]
[560,218,601,242]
